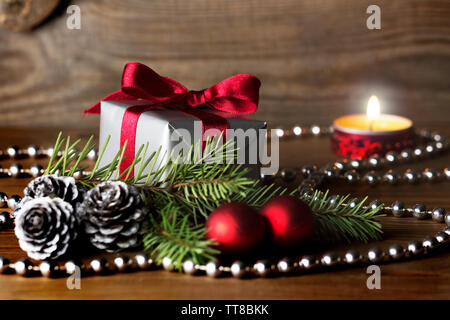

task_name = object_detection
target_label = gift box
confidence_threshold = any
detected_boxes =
[98,100,267,181]
[85,62,265,182]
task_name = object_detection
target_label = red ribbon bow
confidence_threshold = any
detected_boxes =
[84,62,261,177]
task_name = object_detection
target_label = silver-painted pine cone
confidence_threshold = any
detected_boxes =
[24,174,84,205]
[14,197,78,260]
[77,181,147,253]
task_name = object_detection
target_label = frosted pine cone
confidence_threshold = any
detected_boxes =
[77,181,147,252]
[14,197,77,260]
[24,174,84,205]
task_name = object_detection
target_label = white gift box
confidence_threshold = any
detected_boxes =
[99,100,267,182]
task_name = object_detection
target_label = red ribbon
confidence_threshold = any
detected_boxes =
[84,62,261,177]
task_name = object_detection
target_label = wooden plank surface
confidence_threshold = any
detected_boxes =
[0,0,450,128]
[0,127,448,299]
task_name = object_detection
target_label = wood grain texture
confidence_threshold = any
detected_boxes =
[0,127,448,299]
[0,0,449,128]
[0,0,61,31]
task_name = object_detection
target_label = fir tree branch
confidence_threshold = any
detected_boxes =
[142,202,219,270]
[46,133,386,266]
[303,190,385,243]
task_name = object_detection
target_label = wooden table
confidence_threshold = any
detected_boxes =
[0,127,449,299]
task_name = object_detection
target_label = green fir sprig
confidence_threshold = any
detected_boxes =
[304,190,385,243]
[142,202,219,269]
[45,133,385,266]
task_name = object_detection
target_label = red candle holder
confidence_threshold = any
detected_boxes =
[331,114,415,159]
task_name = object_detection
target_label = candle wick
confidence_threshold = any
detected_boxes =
[369,120,375,131]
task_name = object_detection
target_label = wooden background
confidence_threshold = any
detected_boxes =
[0,0,450,128]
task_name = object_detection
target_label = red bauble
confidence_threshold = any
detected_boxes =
[206,203,267,254]
[260,195,315,248]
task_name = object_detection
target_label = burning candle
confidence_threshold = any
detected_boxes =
[331,96,415,159]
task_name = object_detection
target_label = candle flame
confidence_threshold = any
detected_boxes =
[367,95,380,120]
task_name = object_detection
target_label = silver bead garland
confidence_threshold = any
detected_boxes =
[0,126,449,278]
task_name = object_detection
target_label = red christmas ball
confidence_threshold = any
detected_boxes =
[206,203,267,254]
[260,195,315,248]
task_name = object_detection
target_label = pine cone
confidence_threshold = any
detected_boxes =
[14,197,77,260]
[77,181,147,252]
[24,174,84,205]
